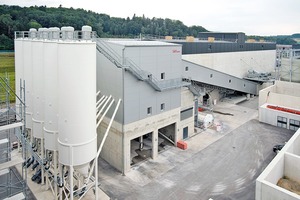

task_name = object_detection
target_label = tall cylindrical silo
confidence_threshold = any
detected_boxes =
[44,27,60,151]
[57,39,97,167]
[14,38,23,118]
[61,26,75,40]
[31,28,47,139]
[82,25,92,40]
[23,28,36,129]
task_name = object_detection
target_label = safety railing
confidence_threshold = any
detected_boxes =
[95,37,190,91]
[14,30,98,41]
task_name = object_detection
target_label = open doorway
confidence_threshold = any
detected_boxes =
[158,123,176,152]
[203,93,210,106]
[130,132,152,166]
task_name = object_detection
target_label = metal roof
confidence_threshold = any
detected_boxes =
[108,40,180,47]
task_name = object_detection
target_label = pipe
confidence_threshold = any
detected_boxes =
[96,96,109,112]
[139,136,144,150]
[96,99,114,128]
[96,96,112,119]
[158,131,175,145]
[96,95,106,109]
[96,90,101,98]
[88,99,122,180]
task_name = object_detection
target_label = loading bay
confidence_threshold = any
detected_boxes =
[97,97,295,200]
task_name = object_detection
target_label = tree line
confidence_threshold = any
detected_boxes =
[1,5,298,50]
[0,5,208,50]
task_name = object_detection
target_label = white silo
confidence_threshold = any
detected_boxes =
[23,28,36,130]
[14,38,23,117]
[31,28,47,139]
[82,25,92,40]
[44,27,60,151]
[57,31,97,169]
[61,26,75,40]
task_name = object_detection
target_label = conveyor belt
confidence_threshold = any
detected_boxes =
[183,59,258,95]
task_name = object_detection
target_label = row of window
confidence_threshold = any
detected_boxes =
[207,44,264,50]
[277,116,300,131]
[147,103,165,115]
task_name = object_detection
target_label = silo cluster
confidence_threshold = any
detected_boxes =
[14,26,97,199]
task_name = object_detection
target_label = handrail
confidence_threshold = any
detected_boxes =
[0,77,25,106]
[95,37,190,91]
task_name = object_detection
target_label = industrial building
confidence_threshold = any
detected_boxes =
[256,81,300,200]
[162,32,277,107]
[259,81,300,130]
[96,40,193,173]
[0,26,285,199]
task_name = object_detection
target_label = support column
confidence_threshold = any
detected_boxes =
[41,138,45,185]
[123,138,130,174]
[174,123,178,146]
[59,163,63,200]
[54,150,58,200]
[95,158,98,200]
[152,130,158,160]
[70,166,73,200]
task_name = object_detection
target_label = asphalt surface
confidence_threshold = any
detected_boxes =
[98,100,295,200]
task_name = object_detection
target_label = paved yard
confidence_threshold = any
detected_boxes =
[98,100,295,200]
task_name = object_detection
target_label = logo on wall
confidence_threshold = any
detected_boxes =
[172,49,181,53]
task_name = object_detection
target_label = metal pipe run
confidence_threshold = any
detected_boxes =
[96,95,106,110]
[96,99,114,128]
[158,131,175,145]
[139,136,144,150]
[88,99,122,180]
[96,96,112,118]
[96,91,101,98]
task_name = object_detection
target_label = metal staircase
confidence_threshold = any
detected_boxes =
[0,76,27,200]
[95,38,190,91]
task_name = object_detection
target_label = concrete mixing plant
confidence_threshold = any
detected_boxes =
[14,26,121,200]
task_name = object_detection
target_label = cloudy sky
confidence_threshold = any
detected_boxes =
[1,0,299,36]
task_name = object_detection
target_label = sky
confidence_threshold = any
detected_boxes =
[1,0,299,36]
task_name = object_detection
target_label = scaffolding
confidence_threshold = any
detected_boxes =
[0,75,27,199]
[278,49,300,82]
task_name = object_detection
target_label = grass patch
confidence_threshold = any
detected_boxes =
[0,52,15,103]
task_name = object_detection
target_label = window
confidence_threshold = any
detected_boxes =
[277,116,287,129]
[229,79,231,83]
[161,72,165,80]
[147,107,152,115]
[290,119,300,131]
[180,107,193,121]
[210,74,213,78]
[160,103,165,111]
[185,66,189,71]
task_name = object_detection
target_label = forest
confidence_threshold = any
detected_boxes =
[0,5,298,50]
[0,5,207,50]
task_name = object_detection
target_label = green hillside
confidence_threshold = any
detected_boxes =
[0,5,207,50]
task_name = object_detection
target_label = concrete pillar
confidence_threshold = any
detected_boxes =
[246,94,250,100]
[152,130,158,160]
[123,138,130,174]
[174,123,178,146]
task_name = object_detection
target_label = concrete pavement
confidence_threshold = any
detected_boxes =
[98,98,295,200]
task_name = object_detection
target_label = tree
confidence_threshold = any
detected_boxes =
[0,5,210,49]
[27,19,42,29]
[0,34,13,50]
